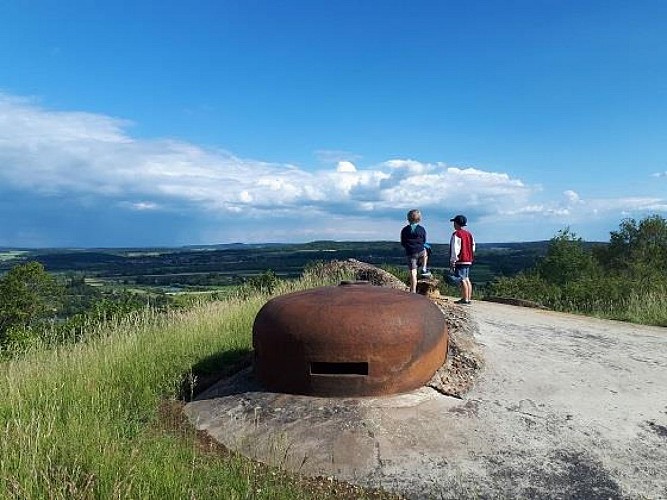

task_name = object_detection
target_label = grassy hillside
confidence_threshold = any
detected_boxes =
[0,270,396,499]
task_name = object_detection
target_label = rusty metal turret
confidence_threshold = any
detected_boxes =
[252,282,448,397]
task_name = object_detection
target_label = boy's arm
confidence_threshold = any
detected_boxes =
[449,233,460,267]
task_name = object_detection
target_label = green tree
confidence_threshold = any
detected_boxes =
[485,217,666,325]
[535,228,598,286]
[247,269,281,294]
[595,215,667,280]
[0,261,64,338]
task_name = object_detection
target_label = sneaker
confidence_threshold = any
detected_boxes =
[420,269,432,277]
[454,299,471,305]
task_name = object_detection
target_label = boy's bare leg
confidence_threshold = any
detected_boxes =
[462,278,472,301]
[409,268,418,293]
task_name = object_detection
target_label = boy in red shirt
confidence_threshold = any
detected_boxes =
[448,214,475,305]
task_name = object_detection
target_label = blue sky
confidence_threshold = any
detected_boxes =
[1,0,666,247]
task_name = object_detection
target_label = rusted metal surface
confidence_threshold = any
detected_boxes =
[252,281,448,397]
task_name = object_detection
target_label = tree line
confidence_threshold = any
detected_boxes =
[486,215,667,325]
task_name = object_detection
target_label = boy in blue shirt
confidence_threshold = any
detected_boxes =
[400,209,432,293]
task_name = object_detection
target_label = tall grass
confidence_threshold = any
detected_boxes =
[599,288,667,326]
[0,269,370,499]
[546,286,667,326]
[487,275,667,326]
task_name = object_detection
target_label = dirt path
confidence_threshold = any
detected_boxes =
[185,300,667,499]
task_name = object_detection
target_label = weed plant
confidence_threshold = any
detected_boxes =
[0,266,389,499]
[623,288,667,326]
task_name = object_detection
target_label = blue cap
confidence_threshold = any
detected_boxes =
[450,215,467,226]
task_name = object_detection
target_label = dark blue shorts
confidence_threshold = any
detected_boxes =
[455,265,470,279]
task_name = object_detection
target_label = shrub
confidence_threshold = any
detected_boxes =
[0,262,63,342]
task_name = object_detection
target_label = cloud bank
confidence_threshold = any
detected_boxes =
[0,94,664,246]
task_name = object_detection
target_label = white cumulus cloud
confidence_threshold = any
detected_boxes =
[336,161,357,173]
[1,93,665,245]
[564,190,582,204]
[0,95,534,219]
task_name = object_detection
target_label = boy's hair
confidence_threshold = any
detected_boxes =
[407,209,422,224]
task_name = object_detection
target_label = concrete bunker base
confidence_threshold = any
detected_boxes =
[184,367,468,495]
[183,292,485,498]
